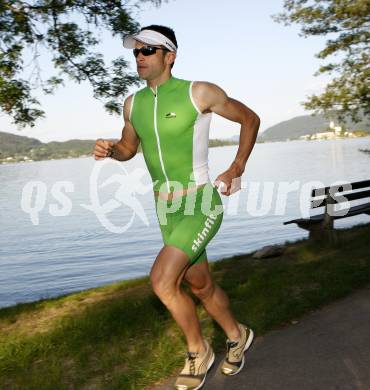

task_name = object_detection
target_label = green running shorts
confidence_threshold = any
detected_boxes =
[154,182,224,265]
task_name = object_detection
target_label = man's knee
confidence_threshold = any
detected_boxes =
[150,271,178,304]
[190,281,215,301]
[150,246,189,304]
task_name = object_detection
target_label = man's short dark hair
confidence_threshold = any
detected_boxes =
[140,24,177,69]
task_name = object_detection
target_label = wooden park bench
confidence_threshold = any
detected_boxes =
[284,179,370,241]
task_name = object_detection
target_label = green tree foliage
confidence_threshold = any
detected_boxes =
[0,0,164,128]
[272,0,370,123]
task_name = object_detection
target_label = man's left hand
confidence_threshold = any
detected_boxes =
[214,170,242,196]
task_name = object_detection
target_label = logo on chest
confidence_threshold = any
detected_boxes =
[165,112,177,119]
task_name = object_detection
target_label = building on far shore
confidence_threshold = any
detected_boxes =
[299,120,356,140]
[329,120,342,135]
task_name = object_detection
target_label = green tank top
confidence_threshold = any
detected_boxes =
[130,76,212,192]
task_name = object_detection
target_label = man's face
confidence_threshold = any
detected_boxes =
[134,40,175,80]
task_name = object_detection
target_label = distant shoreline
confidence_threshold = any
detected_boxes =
[1,133,369,165]
[0,138,239,165]
[257,131,370,143]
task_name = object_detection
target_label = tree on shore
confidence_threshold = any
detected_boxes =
[272,0,370,124]
[0,0,165,128]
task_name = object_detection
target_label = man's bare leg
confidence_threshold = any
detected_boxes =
[183,258,242,341]
[149,245,207,354]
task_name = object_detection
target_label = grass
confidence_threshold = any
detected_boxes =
[1,222,370,389]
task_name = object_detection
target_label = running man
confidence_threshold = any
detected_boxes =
[93,25,260,390]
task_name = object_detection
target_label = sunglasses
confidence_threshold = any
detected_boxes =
[133,46,169,58]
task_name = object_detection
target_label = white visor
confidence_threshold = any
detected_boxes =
[123,29,177,52]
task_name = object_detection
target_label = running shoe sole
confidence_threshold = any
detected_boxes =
[175,350,215,390]
[222,327,255,376]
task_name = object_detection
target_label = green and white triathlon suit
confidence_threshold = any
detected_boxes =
[130,76,224,265]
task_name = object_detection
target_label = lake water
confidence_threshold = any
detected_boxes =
[1,137,370,309]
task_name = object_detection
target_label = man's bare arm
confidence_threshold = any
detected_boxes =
[193,81,260,195]
[109,95,141,161]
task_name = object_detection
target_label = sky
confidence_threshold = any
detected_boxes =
[0,0,333,143]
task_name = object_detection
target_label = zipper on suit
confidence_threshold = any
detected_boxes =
[151,85,170,192]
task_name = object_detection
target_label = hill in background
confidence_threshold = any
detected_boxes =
[255,111,369,142]
[0,132,97,163]
[0,132,238,164]
[228,111,369,143]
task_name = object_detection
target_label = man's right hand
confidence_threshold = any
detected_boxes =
[93,139,115,160]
